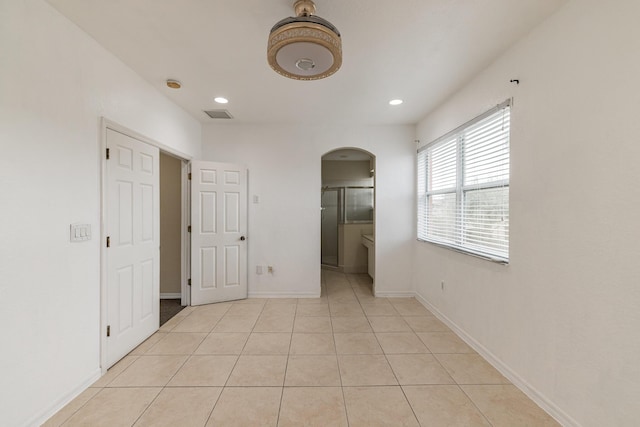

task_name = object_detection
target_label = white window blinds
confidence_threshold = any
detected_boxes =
[417,100,511,262]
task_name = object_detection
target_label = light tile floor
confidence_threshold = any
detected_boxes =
[44,271,560,427]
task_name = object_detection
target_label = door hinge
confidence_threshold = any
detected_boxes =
[188,278,191,286]
[106,236,110,248]
[106,325,111,337]
[106,148,110,160]
[188,225,191,233]
[188,172,192,180]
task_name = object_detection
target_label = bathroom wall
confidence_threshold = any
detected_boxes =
[322,160,373,187]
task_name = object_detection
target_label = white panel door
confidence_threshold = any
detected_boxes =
[191,161,247,305]
[106,129,159,368]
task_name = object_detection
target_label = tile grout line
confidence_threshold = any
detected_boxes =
[400,303,496,427]
[155,336,198,396]
[329,304,351,427]
[202,387,224,427]
[54,387,103,427]
[457,384,496,427]
[376,334,424,426]
[205,299,265,425]
[340,274,366,427]
[129,387,163,426]
[355,275,430,426]
[126,329,197,427]
[195,303,237,427]
[275,301,296,427]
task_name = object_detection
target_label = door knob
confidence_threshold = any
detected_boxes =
[240,236,246,241]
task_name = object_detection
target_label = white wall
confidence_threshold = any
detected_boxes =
[202,124,415,297]
[0,1,201,425]
[414,0,640,425]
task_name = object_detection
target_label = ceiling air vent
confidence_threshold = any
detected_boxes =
[204,109,233,119]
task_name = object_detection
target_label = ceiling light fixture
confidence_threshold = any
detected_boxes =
[267,0,342,80]
[389,99,403,106]
[214,97,229,104]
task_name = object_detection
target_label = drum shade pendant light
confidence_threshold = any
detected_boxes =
[267,0,342,80]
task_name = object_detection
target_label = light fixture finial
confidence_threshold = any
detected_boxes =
[294,0,316,17]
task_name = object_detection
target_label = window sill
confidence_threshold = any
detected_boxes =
[416,238,509,265]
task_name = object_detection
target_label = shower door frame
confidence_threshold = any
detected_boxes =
[321,187,342,267]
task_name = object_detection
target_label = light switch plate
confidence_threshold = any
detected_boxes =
[70,223,91,242]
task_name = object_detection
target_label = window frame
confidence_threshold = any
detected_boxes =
[417,99,511,264]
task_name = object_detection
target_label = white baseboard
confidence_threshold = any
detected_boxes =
[160,293,181,299]
[374,290,416,298]
[414,293,581,427]
[27,368,101,427]
[248,291,321,299]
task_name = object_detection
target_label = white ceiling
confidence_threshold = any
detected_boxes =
[47,0,566,125]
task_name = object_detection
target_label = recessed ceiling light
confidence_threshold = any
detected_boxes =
[389,99,403,106]
[214,97,229,104]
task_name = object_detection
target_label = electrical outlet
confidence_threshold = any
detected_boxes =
[267,266,273,274]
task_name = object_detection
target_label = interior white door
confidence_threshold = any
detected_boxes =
[105,129,159,368]
[190,161,247,305]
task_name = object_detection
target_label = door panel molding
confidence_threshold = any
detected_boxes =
[104,127,159,368]
[100,118,192,373]
[190,161,248,305]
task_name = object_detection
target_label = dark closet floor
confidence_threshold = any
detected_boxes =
[160,299,184,326]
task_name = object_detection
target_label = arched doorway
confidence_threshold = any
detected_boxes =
[321,148,376,287]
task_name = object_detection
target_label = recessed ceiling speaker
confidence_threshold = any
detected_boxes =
[267,0,342,80]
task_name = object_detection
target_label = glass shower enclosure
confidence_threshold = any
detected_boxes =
[321,188,340,266]
[321,186,374,267]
